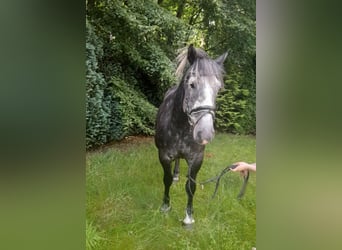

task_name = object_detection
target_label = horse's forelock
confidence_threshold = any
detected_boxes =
[194,59,225,81]
[175,46,224,82]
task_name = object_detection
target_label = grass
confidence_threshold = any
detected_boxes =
[86,133,256,249]
[86,220,105,250]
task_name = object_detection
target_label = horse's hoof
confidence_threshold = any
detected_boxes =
[182,213,195,225]
[160,204,171,213]
[182,222,194,230]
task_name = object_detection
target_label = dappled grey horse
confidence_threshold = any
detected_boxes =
[155,45,228,225]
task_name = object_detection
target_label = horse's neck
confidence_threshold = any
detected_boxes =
[170,86,188,128]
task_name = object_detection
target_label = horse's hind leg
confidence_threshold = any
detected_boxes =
[159,152,173,212]
[173,158,180,182]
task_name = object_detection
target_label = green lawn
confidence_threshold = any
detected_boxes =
[86,133,256,250]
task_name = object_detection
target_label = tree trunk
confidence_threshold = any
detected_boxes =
[87,0,96,10]
[176,0,186,19]
[158,0,164,5]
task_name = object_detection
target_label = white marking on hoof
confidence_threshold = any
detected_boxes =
[182,211,195,225]
[173,176,179,182]
[160,203,171,213]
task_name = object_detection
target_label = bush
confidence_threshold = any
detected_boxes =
[86,19,111,148]
[111,77,157,138]
[216,72,255,134]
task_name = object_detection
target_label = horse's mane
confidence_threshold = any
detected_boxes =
[175,47,189,80]
[175,46,225,83]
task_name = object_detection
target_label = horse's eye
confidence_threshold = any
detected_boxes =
[190,83,195,89]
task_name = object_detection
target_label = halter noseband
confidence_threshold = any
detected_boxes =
[187,106,216,127]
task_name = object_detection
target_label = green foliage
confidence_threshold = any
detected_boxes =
[216,73,248,133]
[86,19,111,148]
[112,77,157,137]
[90,0,186,103]
[216,71,256,134]
[86,0,190,149]
[199,0,256,134]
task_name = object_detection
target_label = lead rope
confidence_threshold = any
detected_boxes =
[187,164,248,199]
[187,164,232,198]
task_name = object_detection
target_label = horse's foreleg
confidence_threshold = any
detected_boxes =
[159,153,173,212]
[184,177,196,225]
[173,158,180,182]
[183,156,203,225]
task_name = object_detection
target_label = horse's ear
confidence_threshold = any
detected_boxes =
[187,44,197,65]
[215,52,228,65]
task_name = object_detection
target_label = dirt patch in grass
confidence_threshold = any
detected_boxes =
[205,152,214,158]
[88,136,154,153]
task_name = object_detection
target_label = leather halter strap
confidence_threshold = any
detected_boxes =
[187,106,216,127]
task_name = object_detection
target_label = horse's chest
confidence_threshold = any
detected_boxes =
[166,132,200,156]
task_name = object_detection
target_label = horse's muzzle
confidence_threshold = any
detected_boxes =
[188,107,216,145]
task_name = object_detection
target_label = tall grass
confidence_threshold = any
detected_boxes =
[86,220,105,250]
[86,133,256,249]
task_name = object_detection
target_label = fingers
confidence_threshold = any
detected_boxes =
[231,164,245,172]
[231,162,250,176]
[240,170,248,177]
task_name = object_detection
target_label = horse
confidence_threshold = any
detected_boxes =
[155,45,228,225]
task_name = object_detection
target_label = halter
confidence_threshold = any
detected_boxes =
[187,106,216,127]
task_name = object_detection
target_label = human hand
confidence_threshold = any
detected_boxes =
[231,162,256,177]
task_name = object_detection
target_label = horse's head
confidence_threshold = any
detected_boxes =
[180,45,228,145]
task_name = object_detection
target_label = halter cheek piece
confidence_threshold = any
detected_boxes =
[187,106,216,127]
